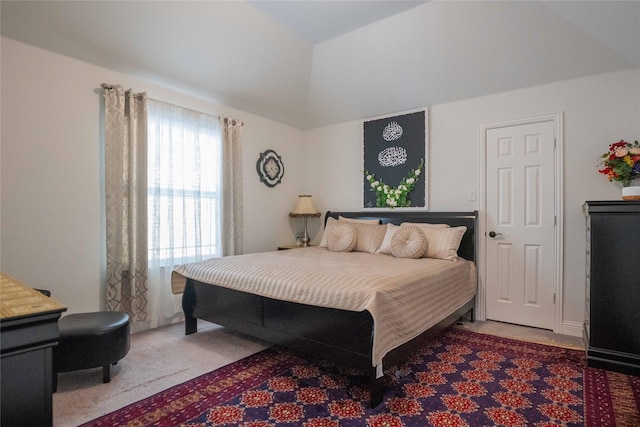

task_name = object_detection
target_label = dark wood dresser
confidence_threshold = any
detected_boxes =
[1,273,66,427]
[584,201,640,376]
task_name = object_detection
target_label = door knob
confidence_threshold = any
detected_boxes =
[489,231,503,238]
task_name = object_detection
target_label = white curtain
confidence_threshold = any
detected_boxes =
[222,118,244,256]
[145,99,223,329]
[103,85,149,322]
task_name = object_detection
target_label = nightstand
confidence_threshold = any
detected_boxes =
[278,245,313,250]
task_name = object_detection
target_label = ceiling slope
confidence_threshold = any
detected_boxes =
[1,1,638,130]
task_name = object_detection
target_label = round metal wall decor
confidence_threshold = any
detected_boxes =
[256,149,284,187]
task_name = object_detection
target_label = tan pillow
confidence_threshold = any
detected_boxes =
[377,223,399,255]
[321,216,381,247]
[327,223,357,252]
[401,222,450,229]
[348,222,387,253]
[339,215,381,225]
[390,226,427,259]
[421,226,467,260]
[319,217,339,247]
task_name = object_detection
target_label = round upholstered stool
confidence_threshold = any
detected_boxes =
[53,312,130,392]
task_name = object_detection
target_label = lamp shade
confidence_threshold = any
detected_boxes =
[289,195,320,217]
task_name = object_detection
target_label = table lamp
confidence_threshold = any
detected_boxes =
[289,195,321,247]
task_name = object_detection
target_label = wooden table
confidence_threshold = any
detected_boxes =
[1,273,66,427]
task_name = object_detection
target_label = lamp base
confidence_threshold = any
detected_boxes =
[301,217,310,247]
[300,216,311,248]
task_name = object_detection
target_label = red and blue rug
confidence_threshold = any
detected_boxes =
[81,327,639,426]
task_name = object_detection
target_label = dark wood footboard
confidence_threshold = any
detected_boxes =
[182,278,474,407]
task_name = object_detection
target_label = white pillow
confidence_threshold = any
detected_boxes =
[377,223,399,255]
[348,222,387,253]
[327,223,357,252]
[421,226,467,260]
[390,226,427,259]
[339,215,381,225]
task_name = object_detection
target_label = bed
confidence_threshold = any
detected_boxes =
[172,210,478,406]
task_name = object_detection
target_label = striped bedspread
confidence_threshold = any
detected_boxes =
[172,247,476,367]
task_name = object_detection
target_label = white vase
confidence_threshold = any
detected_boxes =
[622,186,640,200]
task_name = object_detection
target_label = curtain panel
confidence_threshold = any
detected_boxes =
[102,84,244,330]
[103,85,149,322]
[222,118,244,256]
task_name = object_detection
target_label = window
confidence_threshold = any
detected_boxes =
[147,100,222,265]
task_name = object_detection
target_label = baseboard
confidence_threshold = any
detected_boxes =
[561,320,583,338]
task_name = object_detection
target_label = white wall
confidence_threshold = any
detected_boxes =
[3,36,639,332]
[1,38,307,313]
[305,69,640,334]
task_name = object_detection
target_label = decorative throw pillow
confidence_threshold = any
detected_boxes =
[338,215,381,225]
[390,226,427,259]
[421,226,467,260]
[377,223,400,255]
[348,222,387,253]
[326,223,357,252]
[321,216,381,247]
[319,217,339,247]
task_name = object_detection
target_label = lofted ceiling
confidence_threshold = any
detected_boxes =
[1,1,638,130]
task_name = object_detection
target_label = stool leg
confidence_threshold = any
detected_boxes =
[103,365,111,383]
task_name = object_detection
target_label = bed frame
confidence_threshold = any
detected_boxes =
[182,210,478,406]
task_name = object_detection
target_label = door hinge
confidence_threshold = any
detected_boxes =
[553,293,556,304]
[554,138,557,148]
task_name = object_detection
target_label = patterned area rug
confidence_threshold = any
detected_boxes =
[81,327,639,426]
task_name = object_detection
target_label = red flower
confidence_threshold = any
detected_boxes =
[403,383,436,398]
[452,381,488,396]
[296,387,328,405]
[539,404,582,423]
[442,394,478,413]
[366,413,406,427]
[542,389,581,405]
[241,390,273,407]
[291,365,320,378]
[388,397,423,416]
[268,377,297,392]
[492,392,531,409]
[427,411,468,427]
[303,417,340,427]
[207,405,244,424]
[328,400,365,419]
[499,379,535,394]
[485,407,527,427]
[269,402,304,423]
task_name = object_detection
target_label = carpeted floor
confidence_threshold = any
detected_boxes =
[74,325,640,426]
[52,320,270,427]
[52,320,584,426]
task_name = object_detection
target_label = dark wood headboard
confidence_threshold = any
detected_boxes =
[326,210,478,263]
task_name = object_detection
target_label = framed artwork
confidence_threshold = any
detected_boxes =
[363,109,428,209]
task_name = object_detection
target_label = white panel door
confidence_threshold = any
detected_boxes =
[485,120,556,329]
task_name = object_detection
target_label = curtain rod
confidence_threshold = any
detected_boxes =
[223,117,243,127]
[100,83,243,126]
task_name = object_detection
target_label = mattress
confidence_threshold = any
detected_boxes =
[172,247,476,366]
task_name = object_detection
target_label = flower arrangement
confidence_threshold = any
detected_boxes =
[598,140,640,187]
[365,159,424,208]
